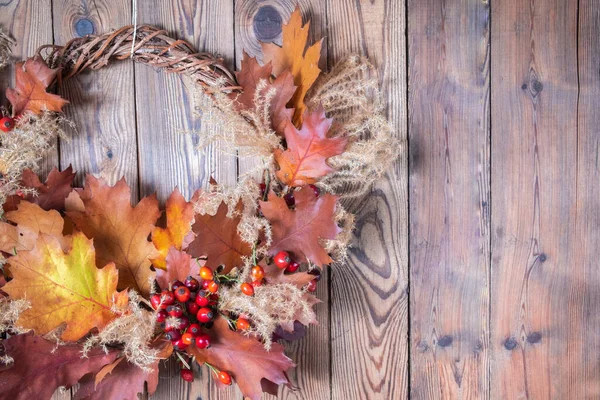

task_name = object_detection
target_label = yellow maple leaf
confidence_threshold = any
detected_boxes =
[151,188,196,270]
[3,232,128,341]
[261,7,322,126]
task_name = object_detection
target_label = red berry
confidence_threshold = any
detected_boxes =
[150,294,163,310]
[202,280,211,290]
[195,333,211,349]
[240,282,254,296]
[218,371,232,386]
[207,280,219,293]
[188,323,201,336]
[251,280,263,288]
[172,339,188,350]
[181,332,194,345]
[200,266,214,281]
[308,268,322,282]
[186,301,200,315]
[161,290,175,306]
[171,280,184,291]
[180,368,194,382]
[306,279,318,292]
[184,276,200,291]
[285,261,300,273]
[0,117,14,132]
[175,316,190,330]
[197,307,214,323]
[309,184,320,197]
[195,292,210,307]
[236,318,250,331]
[155,310,167,323]
[284,192,295,207]
[208,294,219,306]
[251,265,265,281]
[167,305,184,318]
[165,330,181,342]
[175,286,191,302]
[273,251,291,269]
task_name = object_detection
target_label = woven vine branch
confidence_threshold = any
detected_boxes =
[36,25,241,93]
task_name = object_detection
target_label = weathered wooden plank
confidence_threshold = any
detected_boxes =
[53,0,137,202]
[490,0,592,398]
[326,1,408,399]
[408,0,490,398]
[0,0,58,178]
[135,0,236,206]
[234,2,330,399]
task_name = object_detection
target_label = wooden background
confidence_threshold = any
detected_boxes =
[1,0,598,399]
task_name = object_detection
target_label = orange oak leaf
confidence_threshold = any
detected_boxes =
[187,316,294,400]
[3,232,128,341]
[275,107,347,187]
[65,175,160,296]
[0,333,121,400]
[6,58,69,116]
[0,201,65,254]
[187,201,252,273]
[259,186,341,267]
[73,357,159,400]
[3,166,76,213]
[155,248,202,290]
[261,7,322,126]
[151,188,196,270]
[234,52,296,135]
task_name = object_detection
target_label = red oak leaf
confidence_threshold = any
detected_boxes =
[0,333,120,400]
[155,248,202,290]
[3,166,76,213]
[259,186,341,267]
[187,316,294,400]
[187,201,252,273]
[274,107,347,187]
[234,52,296,134]
[6,58,69,116]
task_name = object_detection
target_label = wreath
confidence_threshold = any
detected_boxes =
[0,8,397,400]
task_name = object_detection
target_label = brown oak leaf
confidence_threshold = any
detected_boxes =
[151,188,196,270]
[259,186,341,267]
[187,201,252,273]
[261,7,322,126]
[65,175,160,296]
[0,333,120,400]
[274,107,347,187]
[234,52,296,134]
[73,357,159,400]
[6,57,69,116]
[155,248,202,290]
[187,316,294,400]
[3,166,76,212]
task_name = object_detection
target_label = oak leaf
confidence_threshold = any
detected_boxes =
[235,52,296,134]
[261,7,322,126]
[259,186,341,267]
[3,166,76,212]
[151,188,196,270]
[155,248,202,290]
[0,333,121,400]
[187,316,294,400]
[65,175,160,296]
[187,201,252,273]
[275,107,347,187]
[6,57,69,116]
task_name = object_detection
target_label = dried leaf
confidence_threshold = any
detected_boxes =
[151,188,196,270]
[259,186,341,267]
[65,175,160,296]
[235,52,296,134]
[0,333,120,400]
[274,107,347,187]
[188,201,252,273]
[187,316,294,400]
[93,356,124,388]
[155,248,202,290]
[261,7,322,126]
[6,58,69,116]
[3,166,76,212]
[3,232,128,341]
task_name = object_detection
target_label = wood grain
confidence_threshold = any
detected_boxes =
[327,1,408,399]
[234,2,330,399]
[490,0,591,398]
[53,0,138,201]
[408,0,490,398]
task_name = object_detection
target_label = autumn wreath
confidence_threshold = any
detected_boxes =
[0,9,397,400]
